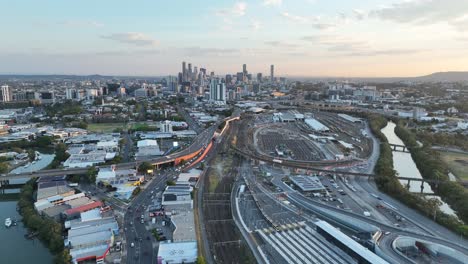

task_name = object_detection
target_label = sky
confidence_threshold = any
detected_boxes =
[1,0,468,77]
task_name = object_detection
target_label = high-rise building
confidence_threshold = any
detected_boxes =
[188,63,192,80]
[225,74,232,84]
[0,85,12,102]
[257,73,263,82]
[236,72,244,83]
[168,75,178,91]
[200,68,206,76]
[270,65,274,82]
[210,79,218,101]
[243,64,247,75]
[194,67,198,80]
[178,72,183,84]
[182,61,187,81]
[209,79,226,102]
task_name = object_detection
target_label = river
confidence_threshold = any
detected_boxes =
[0,201,53,264]
[381,122,456,216]
[0,151,56,263]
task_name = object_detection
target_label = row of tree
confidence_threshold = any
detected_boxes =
[394,122,468,234]
[366,115,467,236]
[18,179,72,264]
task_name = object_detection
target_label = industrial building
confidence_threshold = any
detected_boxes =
[315,220,389,264]
[289,175,326,192]
[305,118,330,132]
[157,241,198,264]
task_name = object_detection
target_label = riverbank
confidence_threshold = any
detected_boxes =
[394,122,468,234]
[367,114,467,237]
[18,179,71,264]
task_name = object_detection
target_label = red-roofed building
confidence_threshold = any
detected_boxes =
[64,201,103,218]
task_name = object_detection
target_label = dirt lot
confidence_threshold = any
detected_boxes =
[439,151,468,180]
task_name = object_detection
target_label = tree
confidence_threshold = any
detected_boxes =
[0,162,8,174]
[427,198,443,221]
[138,162,153,174]
[196,256,206,264]
[166,180,176,186]
[86,166,98,184]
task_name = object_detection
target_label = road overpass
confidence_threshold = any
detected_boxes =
[232,146,445,187]
[2,126,217,181]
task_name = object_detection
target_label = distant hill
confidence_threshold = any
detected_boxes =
[414,72,468,82]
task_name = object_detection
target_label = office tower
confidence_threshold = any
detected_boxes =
[243,64,247,75]
[270,65,274,82]
[210,79,218,101]
[168,75,178,91]
[40,91,55,104]
[209,79,226,102]
[0,85,12,102]
[182,61,187,81]
[225,74,232,84]
[210,72,215,77]
[178,72,183,84]
[188,63,192,80]
[257,73,263,82]
[236,72,244,82]
[200,68,206,76]
[246,74,252,81]
[194,67,198,80]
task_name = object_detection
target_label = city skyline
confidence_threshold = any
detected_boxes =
[1,0,468,77]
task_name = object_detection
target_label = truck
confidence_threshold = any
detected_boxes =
[272,159,283,164]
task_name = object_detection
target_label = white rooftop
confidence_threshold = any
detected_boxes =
[157,241,198,264]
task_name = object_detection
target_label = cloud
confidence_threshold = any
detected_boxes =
[282,12,336,29]
[282,12,311,23]
[218,2,247,17]
[342,49,421,57]
[182,47,241,57]
[263,0,282,7]
[302,34,422,57]
[251,20,262,31]
[352,9,366,21]
[371,0,468,31]
[101,32,158,46]
[264,41,299,48]
[233,2,247,16]
[59,20,104,28]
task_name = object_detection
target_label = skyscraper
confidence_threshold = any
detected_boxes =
[257,73,263,82]
[243,64,247,75]
[209,79,226,102]
[0,85,12,102]
[209,79,218,101]
[182,62,187,82]
[270,65,274,82]
[188,63,192,80]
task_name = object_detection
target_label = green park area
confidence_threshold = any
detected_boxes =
[87,123,128,133]
[439,151,468,180]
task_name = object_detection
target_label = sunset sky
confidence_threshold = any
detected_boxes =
[1,0,468,77]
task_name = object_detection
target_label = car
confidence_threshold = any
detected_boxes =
[384,231,391,235]
[130,242,135,248]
